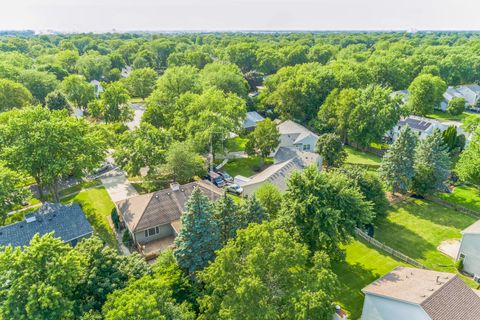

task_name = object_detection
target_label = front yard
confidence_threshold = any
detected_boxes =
[220,157,273,177]
[374,198,476,272]
[62,186,117,248]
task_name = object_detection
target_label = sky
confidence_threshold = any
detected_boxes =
[1,0,480,32]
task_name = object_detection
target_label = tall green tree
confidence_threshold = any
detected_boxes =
[114,123,171,177]
[0,107,107,201]
[279,167,374,259]
[442,126,465,155]
[0,79,32,112]
[412,130,451,195]
[446,97,465,116]
[199,62,248,97]
[161,142,205,183]
[407,74,446,116]
[91,81,133,123]
[174,187,221,274]
[18,69,58,104]
[245,118,280,158]
[379,126,417,194]
[456,128,480,184]
[60,74,95,109]
[254,182,282,218]
[315,133,347,170]
[213,194,242,245]
[0,234,85,320]
[45,90,71,112]
[76,51,112,81]
[0,162,31,223]
[124,67,157,99]
[239,195,268,227]
[198,222,338,320]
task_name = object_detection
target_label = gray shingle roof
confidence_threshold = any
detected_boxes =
[117,181,222,232]
[398,116,433,131]
[0,203,93,248]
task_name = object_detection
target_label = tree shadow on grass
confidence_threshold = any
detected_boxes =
[393,198,475,231]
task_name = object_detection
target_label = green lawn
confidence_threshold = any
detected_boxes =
[375,198,476,272]
[221,157,273,177]
[345,146,382,166]
[62,186,117,248]
[437,185,480,213]
[427,110,480,123]
[225,136,248,152]
[333,240,406,320]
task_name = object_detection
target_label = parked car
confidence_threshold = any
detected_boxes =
[207,171,226,188]
[93,162,112,175]
[217,171,233,183]
[226,183,243,195]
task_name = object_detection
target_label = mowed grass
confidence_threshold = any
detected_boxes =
[332,240,406,320]
[374,198,476,272]
[345,146,382,166]
[221,157,273,177]
[62,186,116,248]
[437,185,480,213]
[427,110,480,122]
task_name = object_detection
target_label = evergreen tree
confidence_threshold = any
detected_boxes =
[412,130,451,195]
[213,194,242,245]
[240,195,269,227]
[174,187,221,274]
[379,126,417,194]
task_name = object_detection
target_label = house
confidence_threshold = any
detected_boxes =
[234,148,321,196]
[0,202,93,248]
[242,111,265,130]
[457,220,480,278]
[116,181,222,258]
[121,66,132,78]
[361,266,480,320]
[439,84,480,112]
[276,120,318,152]
[387,115,468,143]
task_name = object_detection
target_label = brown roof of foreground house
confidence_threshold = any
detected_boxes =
[117,181,222,232]
[362,266,480,320]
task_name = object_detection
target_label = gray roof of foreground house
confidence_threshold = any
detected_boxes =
[398,116,433,132]
[117,181,222,233]
[362,266,480,320]
[0,203,93,248]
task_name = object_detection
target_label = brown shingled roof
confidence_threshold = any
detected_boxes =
[117,181,222,232]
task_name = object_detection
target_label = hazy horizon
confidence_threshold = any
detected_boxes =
[2,0,480,33]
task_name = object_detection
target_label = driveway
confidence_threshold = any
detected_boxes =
[126,103,145,130]
[100,168,138,203]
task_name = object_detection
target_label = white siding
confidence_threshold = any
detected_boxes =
[361,294,431,320]
[458,234,480,276]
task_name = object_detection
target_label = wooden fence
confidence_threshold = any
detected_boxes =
[355,228,429,270]
[425,196,480,218]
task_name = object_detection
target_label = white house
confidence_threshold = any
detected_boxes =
[439,84,480,112]
[276,120,319,152]
[234,149,321,196]
[90,80,103,97]
[457,220,480,278]
[242,111,265,130]
[361,266,480,320]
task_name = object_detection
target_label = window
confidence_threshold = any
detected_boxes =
[145,227,158,237]
[303,144,310,151]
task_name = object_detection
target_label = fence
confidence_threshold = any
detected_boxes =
[354,228,429,269]
[425,196,480,218]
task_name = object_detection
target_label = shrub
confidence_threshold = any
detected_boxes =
[111,207,120,230]
[122,230,133,247]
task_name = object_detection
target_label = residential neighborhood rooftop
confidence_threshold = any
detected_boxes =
[398,116,433,132]
[362,266,480,320]
[117,181,222,233]
[0,203,93,248]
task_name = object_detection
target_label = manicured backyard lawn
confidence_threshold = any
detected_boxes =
[332,240,406,319]
[374,198,476,272]
[345,146,382,166]
[221,157,273,177]
[437,185,480,213]
[62,186,117,248]
[427,110,480,123]
[225,136,248,152]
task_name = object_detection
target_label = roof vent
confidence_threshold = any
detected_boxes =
[25,213,36,223]
[170,182,180,192]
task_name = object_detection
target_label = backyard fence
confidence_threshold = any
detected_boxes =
[354,228,429,270]
[425,196,480,218]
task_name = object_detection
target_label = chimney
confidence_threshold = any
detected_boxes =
[170,182,180,192]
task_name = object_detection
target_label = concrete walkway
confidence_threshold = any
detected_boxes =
[100,168,138,203]
[438,239,461,259]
